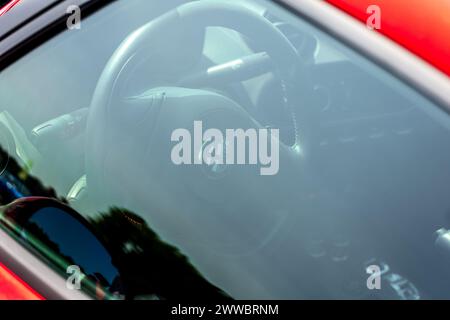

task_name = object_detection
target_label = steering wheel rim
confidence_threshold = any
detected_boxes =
[86,0,304,253]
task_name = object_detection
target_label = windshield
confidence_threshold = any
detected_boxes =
[0,0,450,300]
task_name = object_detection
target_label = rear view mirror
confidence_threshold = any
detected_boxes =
[0,197,121,299]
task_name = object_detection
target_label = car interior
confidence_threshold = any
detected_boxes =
[1,0,450,299]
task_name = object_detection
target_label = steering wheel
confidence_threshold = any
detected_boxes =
[86,1,306,254]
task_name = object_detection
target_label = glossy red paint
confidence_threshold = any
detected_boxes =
[0,262,44,300]
[0,0,21,16]
[325,0,450,77]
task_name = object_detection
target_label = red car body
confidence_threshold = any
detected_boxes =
[325,0,450,77]
[0,263,43,300]
[0,0,20,16]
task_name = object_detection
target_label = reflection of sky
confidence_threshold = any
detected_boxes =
[29,207,118,284]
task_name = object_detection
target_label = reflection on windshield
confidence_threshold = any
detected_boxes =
[0,145,231,300]
[0,146,59,204]
[89,208,231,300]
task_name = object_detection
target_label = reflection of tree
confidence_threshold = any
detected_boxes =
[0,145,231,300]
[89,208,231,300]
[0,145,77,267]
